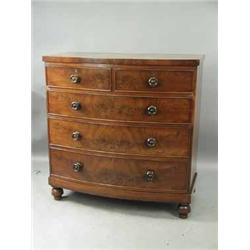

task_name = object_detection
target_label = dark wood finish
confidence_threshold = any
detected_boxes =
[190,66,202,183]
[178,203,191,219]
[51,187,64,200]
[43,52,202,218]
[42,52,201,66]
[114,66,196,93]
[48,118,191,157]
[50,148,189,192]
[49,176,192,203]
[48,90,193,124]
[46,63,111,91]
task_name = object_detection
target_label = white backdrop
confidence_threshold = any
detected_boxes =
[32,1,217,163]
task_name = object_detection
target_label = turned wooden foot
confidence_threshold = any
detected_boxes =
[178,203,191,219]
[51,187,64,200]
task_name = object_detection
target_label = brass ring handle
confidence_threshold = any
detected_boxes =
[148,76,158,87]
[145,137,157,148]
[72,162,83,172]
[147,105,157,116]
[72,131,81,141]
[145,170,155,182]
[70,74,81,84]
[71,101,81,111]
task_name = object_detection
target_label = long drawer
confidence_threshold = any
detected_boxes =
[114,66,196,93]
[50,148,189,192]
[48,91,193,124]
[48,118,191,157]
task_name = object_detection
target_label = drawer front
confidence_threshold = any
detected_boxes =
[46,65,111,91]
[50,149,189,192]
[114,67,195,93]
[48,91,193,124]
[49,119,191,157]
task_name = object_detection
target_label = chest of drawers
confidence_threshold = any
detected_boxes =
[43,53,202,218]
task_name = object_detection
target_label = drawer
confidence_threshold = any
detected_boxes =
[114,66,195,93]
[46,64,111,91]
[48,91,193,124]
[50,148,189,192]
[48,119,191,157]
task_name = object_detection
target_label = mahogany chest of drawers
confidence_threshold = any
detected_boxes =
[43,53,202,218]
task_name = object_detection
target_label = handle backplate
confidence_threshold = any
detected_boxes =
[71,101,81,111]
[72,131,81,141]
[148,76,158,87]
[145,170,155,182]
[147,105,157,116]
[70,74,81,84]
[145,137,157,148]
[72,162,83,172]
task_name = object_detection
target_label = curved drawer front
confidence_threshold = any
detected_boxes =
[46,65,111,91]
[49,119,191,157]
[48,91,193,124]
[114,67,195,93]
[50,149,189,192]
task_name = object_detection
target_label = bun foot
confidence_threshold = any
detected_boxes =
[51,187,64,200]
[178,203,191,219]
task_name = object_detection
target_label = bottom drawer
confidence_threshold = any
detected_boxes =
[50,149,189,192]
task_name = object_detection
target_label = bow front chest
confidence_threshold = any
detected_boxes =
[43,53,202,218]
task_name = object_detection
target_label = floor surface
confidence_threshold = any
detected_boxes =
[32,157,217,250]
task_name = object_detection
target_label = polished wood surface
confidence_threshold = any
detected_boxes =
[190,66,202,181]
[49,118,191,157]
[49,176,192,203]
[51,187,63,200]
[48,90,193,124]
[114,66,196,93]
[178,203,191,219]
[43,52,202,66]
[43,52,202,218]
[46,64,111,91]
[50,148,188,192]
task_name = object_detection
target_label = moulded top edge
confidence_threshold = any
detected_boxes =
[42,52,204,66]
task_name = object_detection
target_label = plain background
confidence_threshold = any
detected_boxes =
[5,1,250,250]
[31,1,217,249]
[32,0,217,163]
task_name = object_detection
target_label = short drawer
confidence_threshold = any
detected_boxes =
[48,118,191,157]
[48,91,193,124]
[46,64,111,91]
[114,66,195,93]
[50,148,189,192]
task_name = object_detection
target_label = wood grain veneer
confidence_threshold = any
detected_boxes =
[46,63,111,91]
[48,90,193,124]
[114,66,196,93]
[50,148,189,192]
[43,52,203,218]
[48,118,191,157]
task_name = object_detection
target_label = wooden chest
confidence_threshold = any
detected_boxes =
[43,53,202,218]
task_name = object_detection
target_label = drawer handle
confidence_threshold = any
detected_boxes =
[72,162,83,172]
[147,105,157,116]
[145,170,155,182]
[70,74,81,84]
[148,76,158,87]
[145,137,157,148]
[72,131,81,141]
[71,101,81,111]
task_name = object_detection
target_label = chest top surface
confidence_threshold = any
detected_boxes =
[43,52,203,66]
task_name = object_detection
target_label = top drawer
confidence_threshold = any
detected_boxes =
[46,64,111,91]
[114,66,196,93]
